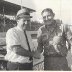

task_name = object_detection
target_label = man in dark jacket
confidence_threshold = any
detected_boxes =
[37,8,71,70]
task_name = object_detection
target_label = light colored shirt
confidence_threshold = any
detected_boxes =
[5,26,34,63]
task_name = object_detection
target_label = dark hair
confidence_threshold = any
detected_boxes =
[41,8,54,15]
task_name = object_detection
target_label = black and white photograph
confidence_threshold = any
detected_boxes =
[0,0,72,71]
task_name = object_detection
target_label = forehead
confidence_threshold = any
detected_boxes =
[19,17,30,20]
[42,11,53,17]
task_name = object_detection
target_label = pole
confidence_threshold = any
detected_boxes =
[60,0,62,20]
[3,7,5,32]
[21,0,23,9]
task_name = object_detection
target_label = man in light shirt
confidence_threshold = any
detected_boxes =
[5,8,40,70]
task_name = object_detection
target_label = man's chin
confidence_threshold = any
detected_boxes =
[45,23,52,25]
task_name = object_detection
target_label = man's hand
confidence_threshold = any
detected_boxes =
[32,50,41,59]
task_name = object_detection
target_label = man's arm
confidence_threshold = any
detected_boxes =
[11,45,33,57]
[6,29,33,57]
[37,37,43,53]
[37,28,43,53]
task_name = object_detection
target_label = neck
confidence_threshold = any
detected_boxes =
[45,23,53,29]
[45,20,56,30]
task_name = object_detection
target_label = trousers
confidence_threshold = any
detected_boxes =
[44,55,71,70]
[7,61,33,70]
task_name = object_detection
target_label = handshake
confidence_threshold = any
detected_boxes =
[32,50,41,59]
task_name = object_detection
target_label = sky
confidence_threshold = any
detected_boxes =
[5,0,72,24]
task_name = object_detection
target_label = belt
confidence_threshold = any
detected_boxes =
[7,61,33,70]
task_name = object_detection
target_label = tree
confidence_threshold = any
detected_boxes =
[0,15,16,32]
[28,21,43,31]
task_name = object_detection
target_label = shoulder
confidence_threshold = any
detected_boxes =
[55,19,62,24]
[6,28,13,35]
[54,19,62,27]
[38,25,45,32]
[6,27,17,36]
[38,25,45,30]
[37,25,45,37]
[37,25,45,32]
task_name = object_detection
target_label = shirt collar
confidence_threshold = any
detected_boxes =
[16,26,24,32]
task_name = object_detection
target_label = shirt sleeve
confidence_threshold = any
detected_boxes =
[6,28,21,46]
[37,28,43,53]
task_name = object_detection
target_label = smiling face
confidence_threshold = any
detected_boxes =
[17,17,30,30]
[42,11,54,25]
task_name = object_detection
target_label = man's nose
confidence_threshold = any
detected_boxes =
[46,16,48,20]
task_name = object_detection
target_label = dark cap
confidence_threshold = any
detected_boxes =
[16,8,32,20]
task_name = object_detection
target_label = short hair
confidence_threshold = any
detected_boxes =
[41,8,54,15]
